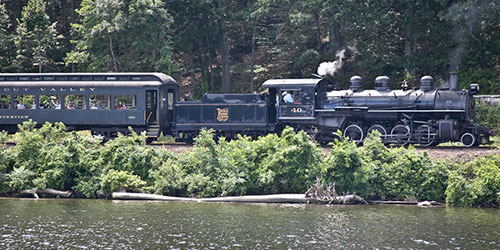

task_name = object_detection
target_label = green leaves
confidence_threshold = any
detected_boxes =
[14,0,60,73]
[445,155,500,207]
[67,0,175,73]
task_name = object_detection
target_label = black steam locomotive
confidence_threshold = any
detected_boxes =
[0,72,491,147]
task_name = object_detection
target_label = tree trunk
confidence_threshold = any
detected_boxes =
[250,24,256,92]
[315,11,322,53]
[108,34,119,72]
[218,0,231,92]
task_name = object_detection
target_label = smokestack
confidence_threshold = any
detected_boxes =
[449,72,458,90]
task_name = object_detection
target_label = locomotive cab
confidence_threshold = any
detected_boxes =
[262,78,332,121]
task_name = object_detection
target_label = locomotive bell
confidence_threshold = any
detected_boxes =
[420,75,433,91]
[375,76,390,91]
[349,76,363,92]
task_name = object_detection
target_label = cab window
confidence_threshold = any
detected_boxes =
[280,90,302,104]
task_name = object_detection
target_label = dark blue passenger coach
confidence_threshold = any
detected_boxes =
[0,73,178,139]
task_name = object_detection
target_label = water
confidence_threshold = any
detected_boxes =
[0,198,499,249]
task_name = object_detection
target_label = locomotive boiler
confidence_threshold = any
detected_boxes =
[302,73,488,146]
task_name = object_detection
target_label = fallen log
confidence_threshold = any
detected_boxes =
[20,189,72,199]
[201,194,313,203]
[112,192,366,204]
[112,192,196,202]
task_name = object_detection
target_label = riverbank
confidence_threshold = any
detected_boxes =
[1,121,499,207]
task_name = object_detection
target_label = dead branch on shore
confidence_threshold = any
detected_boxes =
[306,177,367,204]
[20,189,72,199]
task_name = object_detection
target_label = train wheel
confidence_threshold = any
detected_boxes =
[367,124,387,137]
[415,125,435,146]
[460,132,476,147]
[390,125,411,146]
[343,124,364,144]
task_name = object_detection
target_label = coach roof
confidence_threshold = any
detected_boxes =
[0,72,177,87]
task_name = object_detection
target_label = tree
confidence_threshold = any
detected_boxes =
[14,0,60,73]
[0,2,15,72]
[66,0,175,73]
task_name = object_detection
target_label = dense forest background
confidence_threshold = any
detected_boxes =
[0,0,498,97]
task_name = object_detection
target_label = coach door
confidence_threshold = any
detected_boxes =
[146,90,158,124]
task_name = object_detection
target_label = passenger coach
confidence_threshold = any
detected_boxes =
[0,73,178,140]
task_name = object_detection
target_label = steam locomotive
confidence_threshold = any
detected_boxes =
[0,72,491,147]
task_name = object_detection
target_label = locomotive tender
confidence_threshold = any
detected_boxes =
[0,72,491,147]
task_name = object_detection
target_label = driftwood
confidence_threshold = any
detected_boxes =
[20,189,72,199]
[112,192,313,203]
[112,192,368,204]
[305,177,367,204]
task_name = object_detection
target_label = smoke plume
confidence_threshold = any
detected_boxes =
[317,46,358,81]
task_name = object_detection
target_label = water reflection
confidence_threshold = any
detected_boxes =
[0,198,499,249]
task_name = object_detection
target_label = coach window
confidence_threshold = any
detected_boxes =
[89,94,110,109]
[39,95,61,109]
[167,91,174,110]
[64,95,85,109]
[160,91,167,110]
[114,95,136,110]
[0,95,10,109]
[14,95,35,109]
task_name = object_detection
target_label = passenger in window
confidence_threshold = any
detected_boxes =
[16,100,25,109]
[117,101,125,110]
[42,101,50,109]
[283,92,294,104]
[0,102,6,109]
[51,100,61,109]
[90,102,98,109]
[66,101,73,109]
[31,101,36,109]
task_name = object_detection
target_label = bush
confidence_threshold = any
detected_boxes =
[7,166,35,192]
[322,132,449,201]
[98,129,173,184]
[321,132,363,194]
[255,127,322,194]
[100,170,146,196]
[446,155,500,207]
[475,101,500,133]
[34,132,101,191]
[150,127,322,197]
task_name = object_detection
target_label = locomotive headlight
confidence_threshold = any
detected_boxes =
[469,83,479,94]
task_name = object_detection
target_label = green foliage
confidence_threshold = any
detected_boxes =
[322,132,363,194]
[0,147,10,193]
[255,127,323,193]
[322,131,448,201]
[14,0,60,72]
[68,0,176,73]
[7,166,35,192]
[0,3,14,72]
[446,155,500,207]
[475,101,500,133]
[150,127,322,197]
[0,121,498,207]
[100,170,146,196]
[98,129,173,183]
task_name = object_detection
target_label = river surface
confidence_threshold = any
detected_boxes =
[0,198,499,249]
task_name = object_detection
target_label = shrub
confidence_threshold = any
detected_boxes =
[98,129,174,184]
[255,127,322,194]
[446,155,500,207]
[321,132,363,194]
[100,170,146,196]
[7,166,35,192]
[377,148,448,201]
[34,132,101,191]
